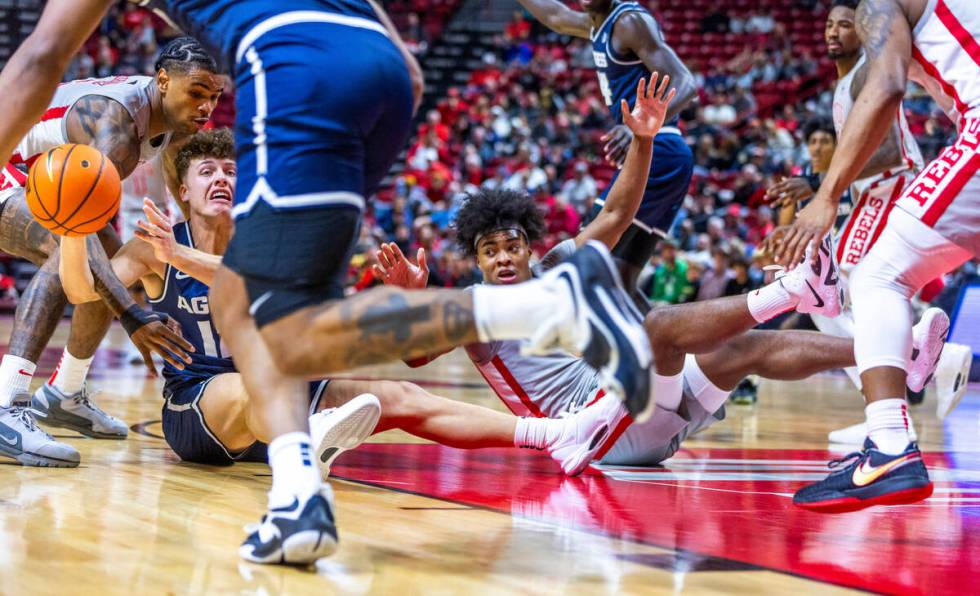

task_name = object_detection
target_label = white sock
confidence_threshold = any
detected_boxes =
[866,398,911,455]
[0,355,35,407]
[514,416,564,449]
[746,280,797,323]
[267,432,321,507]
[654,371,684,411]
[472,279,567,343]
[49,349,93,395]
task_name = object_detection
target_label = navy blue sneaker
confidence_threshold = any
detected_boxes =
[240,485,339,564]
[793,439,933,513]
[529,241,653,422]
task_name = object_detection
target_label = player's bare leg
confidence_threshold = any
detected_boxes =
[321,378,624,475]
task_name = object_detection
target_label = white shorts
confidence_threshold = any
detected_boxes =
[598,355,729,466]
[836,168,913,276]
[895,118,980,257]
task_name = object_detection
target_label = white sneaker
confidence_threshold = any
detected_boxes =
[547,394,627,476]
[32,383,128,439]
[908,307,949,393]
[0,397,80,467]
[828,419,918,444]
[309,393,381,479]
[935,342,973,419]
[779,236,843,318]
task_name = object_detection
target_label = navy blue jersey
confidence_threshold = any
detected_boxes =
[136,0,379,71]
[149,222,236,382]
[590,1,677,127]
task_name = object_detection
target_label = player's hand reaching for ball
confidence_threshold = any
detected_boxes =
[372,242,429,289]
[765,176,815,209]
[771,196,837,266]
[621,72,676,140]
[134,198,177,264]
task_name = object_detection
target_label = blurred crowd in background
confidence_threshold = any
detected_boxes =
[1,0,970,311]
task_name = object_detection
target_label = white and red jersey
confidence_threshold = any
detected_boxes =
[909,0,980,128]
[833,52,924,189]
[9,75,171,171]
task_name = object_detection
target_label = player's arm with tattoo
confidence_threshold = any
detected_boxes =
[513,0,592,38]
[776,0,912,265]
[848,61,907,179]
[0,0,114,164]
[63,95,194,365]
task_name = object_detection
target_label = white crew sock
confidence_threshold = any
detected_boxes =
[267,432,322,508]
[49,349,93,395]
[514,416,564,450]
[866,398,911,455]
[472,279,568,343]
[0,355,35,407]
[653,372,684,412]
[746,280,797,323]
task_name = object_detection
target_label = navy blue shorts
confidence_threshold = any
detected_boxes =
[594,131,694,235]
[161,372,329,466]
[222,18,414,326]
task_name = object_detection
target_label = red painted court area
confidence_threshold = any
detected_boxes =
[333,443,980,594]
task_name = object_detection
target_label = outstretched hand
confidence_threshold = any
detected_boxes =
[621,72,676,140]
[134,198,177,264]
[372,242,429,289]
[770,198,837,265]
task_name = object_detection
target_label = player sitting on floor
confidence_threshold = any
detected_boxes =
[53,128,626,477]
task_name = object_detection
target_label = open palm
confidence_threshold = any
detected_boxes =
[621,72,676,139]
[372,242,429,289]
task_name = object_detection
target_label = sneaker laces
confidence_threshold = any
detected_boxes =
[7,404,51,437]
[827,449,868,471]
[72,384,112,418]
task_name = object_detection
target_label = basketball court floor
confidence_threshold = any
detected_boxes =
[1,318,978,594]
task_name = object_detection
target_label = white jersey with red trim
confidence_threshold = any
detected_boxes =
[909,0,980,128]
[10,75,171,170]
[833,52,924,191]
[462,239,602,418]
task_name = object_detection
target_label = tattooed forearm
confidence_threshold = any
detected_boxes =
[64,95,141,178]
[856,0,901,58]
[0,194,57,265]
[86,235,137,317]
[849,61,908,177]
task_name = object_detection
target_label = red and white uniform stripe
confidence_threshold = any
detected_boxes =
[896,0,980,256]
[909,0,980,128]
[0,75,171,203]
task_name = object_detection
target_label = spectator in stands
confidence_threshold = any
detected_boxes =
[704,93,737,126]
[698,246,733,301]
[644,240,693,305]
[724,257,757,296]
[559,162,598,213]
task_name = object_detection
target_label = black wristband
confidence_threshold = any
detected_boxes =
[120,305,158,336]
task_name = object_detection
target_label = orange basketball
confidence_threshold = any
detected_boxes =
[25,143,121,237]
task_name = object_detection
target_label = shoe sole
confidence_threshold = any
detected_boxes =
[314,394,381,479]
[0,442,79,468]
[32,410,127,440]
[937,346,972,419]
[909,309,949,393]
[240,529,339,565]
[794,481,934,513]
[580,243,654,423]
[560,423,610,477]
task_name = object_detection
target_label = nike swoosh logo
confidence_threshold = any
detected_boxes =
[852,452,920,487]
[0,423,20,447]
[270,497,299,513]
[248,291,274,317]
[804,280,824,308]
[175,270,191,279]
[17,369,31,376]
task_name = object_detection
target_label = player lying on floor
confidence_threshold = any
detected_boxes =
[52,128,628,476]
[361,192,948,469]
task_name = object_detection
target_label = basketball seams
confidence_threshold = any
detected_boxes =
[54,144,77,222]
[28,152,57,222]
[51,151,108,235]
[60,194,120,236]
